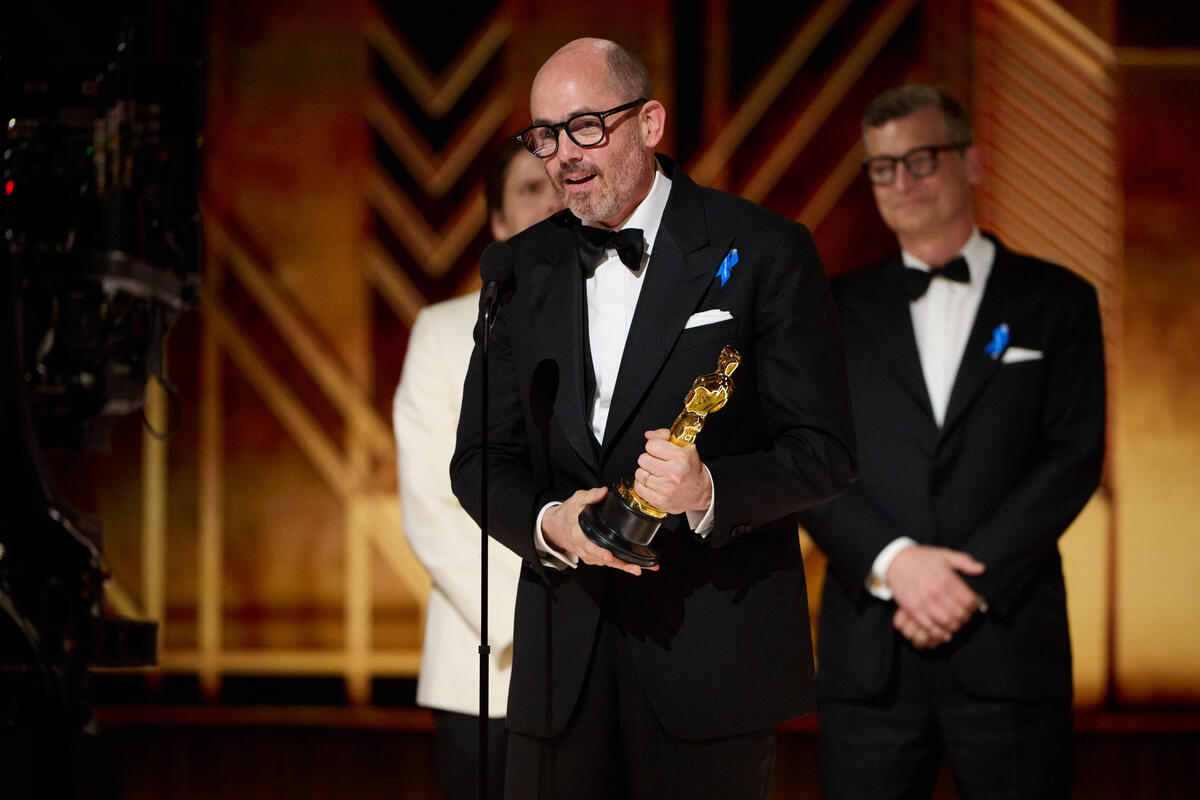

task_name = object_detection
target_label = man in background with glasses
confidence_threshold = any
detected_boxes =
[799,84,1106,798]
[451,37,856,799]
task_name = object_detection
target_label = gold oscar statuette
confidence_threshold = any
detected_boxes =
[578,346,741,566]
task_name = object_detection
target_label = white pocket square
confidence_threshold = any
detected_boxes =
[685,309,734,329]
[1001,346,1043,364]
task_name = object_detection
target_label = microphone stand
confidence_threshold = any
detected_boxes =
[474,242,510,800]
[478,299,493,800]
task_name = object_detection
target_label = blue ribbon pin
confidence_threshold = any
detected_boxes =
[717,249,739,287]
[984,323,1010,360]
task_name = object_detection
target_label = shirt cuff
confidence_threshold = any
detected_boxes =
[535,501,578,570]
[684,465,716,537]
[866,536,917,600]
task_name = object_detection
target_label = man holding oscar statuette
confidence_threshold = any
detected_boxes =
[450,38,855,799]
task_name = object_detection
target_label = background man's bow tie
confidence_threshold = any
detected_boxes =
[905,256,969,300]
[576,225,645,272]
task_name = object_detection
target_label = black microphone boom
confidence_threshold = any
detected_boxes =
[479,241,514,314]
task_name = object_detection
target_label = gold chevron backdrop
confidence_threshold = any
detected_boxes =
[70,0,1200,721]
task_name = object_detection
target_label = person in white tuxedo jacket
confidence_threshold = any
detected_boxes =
[392,140,563,800]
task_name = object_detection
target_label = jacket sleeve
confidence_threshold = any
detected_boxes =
[449,289,554,576]
[393,302,520,650]
[797,484,907,603]
[705,222,858,548]
[958,279,1106,616]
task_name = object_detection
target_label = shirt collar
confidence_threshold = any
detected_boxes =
[608,164,672,256]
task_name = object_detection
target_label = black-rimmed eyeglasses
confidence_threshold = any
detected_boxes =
[517,98,649,159]
[862,143,971,186]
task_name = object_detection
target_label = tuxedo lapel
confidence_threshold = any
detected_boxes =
[859,259,936,423]
[528,225,597,470]
[941,242,1033,437]
[600,164,728,456]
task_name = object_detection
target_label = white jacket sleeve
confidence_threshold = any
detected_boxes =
[392,298,521,653]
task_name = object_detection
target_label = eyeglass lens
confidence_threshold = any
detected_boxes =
[864,144,967,186]
[519,99,646,159]
[524,114,606,157]
[866,149,938,185]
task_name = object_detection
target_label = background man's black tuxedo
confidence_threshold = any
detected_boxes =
[451,156,856,740]
[800,235,1106,703]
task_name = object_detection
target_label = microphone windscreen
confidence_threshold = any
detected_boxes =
[479,241,514,286]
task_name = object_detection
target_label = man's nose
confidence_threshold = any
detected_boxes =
[554,132,585,162]
[891,162,914,191]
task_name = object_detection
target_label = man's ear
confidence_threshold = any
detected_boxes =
[639,100,666,149]
[964,144,984,187]
[490,209,510,242]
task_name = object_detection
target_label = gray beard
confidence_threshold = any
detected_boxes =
[559,147,652,226]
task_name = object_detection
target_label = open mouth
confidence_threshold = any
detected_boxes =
[563,174,596,187]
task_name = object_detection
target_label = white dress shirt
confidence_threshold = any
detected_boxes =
[868,228,995,598]
[586,169,672,440]
[532,169,717,568]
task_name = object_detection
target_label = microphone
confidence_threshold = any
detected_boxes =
[479,241,514,316]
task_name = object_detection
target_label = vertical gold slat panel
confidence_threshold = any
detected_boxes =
[973,0,1120,707]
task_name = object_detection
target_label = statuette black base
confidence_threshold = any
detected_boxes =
[578,487,661,567]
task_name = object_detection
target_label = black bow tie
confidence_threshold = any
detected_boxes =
[576,225,645,272]
[904,256,970,300]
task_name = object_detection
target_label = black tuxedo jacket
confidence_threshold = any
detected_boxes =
[450,156,856,739]
[799,236,1105,701]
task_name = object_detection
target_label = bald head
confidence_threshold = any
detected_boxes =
[533,38,653,109]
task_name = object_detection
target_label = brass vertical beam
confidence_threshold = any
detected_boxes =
[345,490,372,704]
[344,250,374,704]
[702,0,732,191]
[922,0,974,100]
[198,249,225,700]
[141,373,169,641]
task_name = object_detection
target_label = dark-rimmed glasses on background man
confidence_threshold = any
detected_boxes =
[862,143,971,186]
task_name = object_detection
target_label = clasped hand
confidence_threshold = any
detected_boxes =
[887,545,986,650]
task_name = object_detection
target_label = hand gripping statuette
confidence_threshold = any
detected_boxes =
[578,346,741,567]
